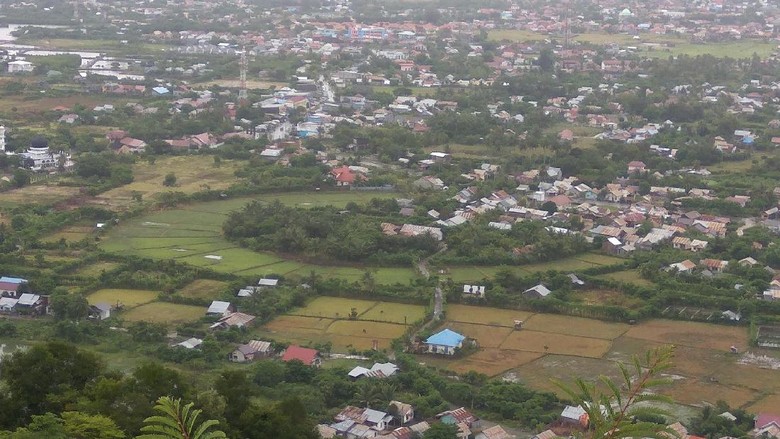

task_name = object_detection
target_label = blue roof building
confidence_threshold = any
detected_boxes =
[152,86,170,95]
[0,277,27,284]
[424,329,466,355]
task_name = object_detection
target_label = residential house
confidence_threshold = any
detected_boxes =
[398,224,443,241]
[206,300,234,316]
[281,345,321,367]
[210,312,256,330]
[463,285,486,298]
[229,340,272,362]
[627,161,647,174]
[424,329,466,355]
[436,407,480,431]
[523,284,552,299]
[388,401,414,425]
[429,152,452,163]
[176,338,203,349]
[561,405,589,427]
[752,413,780,439]
[668,260,696,274]
[475,425,512,439]
[258,278,279,288]
[546,166,563,181]
[330,165,366,187]
[413,176,445,190]
[348,362,399,380]
[89,303,112,320]
[335,406,393,433]
[701,258,729,273]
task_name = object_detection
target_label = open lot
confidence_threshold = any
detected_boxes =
[99,192,420,283]
[76,262,121,277]
[0,184,82,207]
[578,288,645,309]
[94,156,243,209]
[596,269,654,287]
[624,319,747,351]
[177,279,229,300]
[87,289,159,307]
[42,225,94,243]
[121,302,204,324]
[441,253,625,282]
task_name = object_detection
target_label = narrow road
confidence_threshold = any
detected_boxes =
[736,217,756,237]
[410,246,446,343]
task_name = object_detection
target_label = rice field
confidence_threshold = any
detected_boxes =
[177,279,230,300]
[441,253,625,282]
[596,270,654,287]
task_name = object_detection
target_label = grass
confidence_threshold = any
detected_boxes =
[360,301,427,324]
[440,253,625,282]
[87,289,159,307]
[0,184,81,207]
[448,349,543,376]
[121,302,204,325]
[487,29,548,42]
[371,85,438,97]
[19,38,169,54]
[41,225,93,243]
[596,269,653,287]
[578,288,646,309]
[289,297,426,324]
[95,156,243,209]
[195,79,288,90]
[75,262,121,277]
[177,279,229,300]
[646,41,777,59]
[447,304,533,327]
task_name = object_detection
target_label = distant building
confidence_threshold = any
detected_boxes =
[8,60,33,74]
[424,329,465,355]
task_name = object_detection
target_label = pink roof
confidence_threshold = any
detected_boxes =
[0,281,21,291]
[756,414,780,429]
[628,161,646,168]
[282,345,319,364]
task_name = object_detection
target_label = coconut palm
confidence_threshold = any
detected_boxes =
[136,396,226,439]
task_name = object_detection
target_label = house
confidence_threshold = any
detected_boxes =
[335,406,393,432]
[627,161,647,174]
[0,297,18,312]
[348,362,399,379]
[429,152,452,163]
[475,425,512,439]
[546,166,563,181]
[206,300,234,316]
[424,329,466,355]
[257,278,279,288]
[463,285,486,298]
[229,340,272,362]
[58,114,80,124]
[388,401,414,425]
[753,413,780,439]
[330,165,366,187]
[568,274,585,287]
[437,407,480,430]
[701,258,729,273]
[721,310,741,321]
[398,224,443,241]
[16,293,46,314]
[282,345,321,367]
[8,60,33,73]
[176,338,203,349]
[532,430,559,439]
[668,260,696,273]
[561,405,589,427]
[89,303,112,320]
[523,284,551,299]
[210,312,256,330]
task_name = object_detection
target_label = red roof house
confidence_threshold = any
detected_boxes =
[281,345,321,367]
[330,166,365,187]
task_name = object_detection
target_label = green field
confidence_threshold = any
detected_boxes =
[99,193,420,284]
[441,253,625,282]
[76,262,121,277]
[597,269,654,287]
[289,297,426,324]
[177,279,230,300]
[87,289,159,307]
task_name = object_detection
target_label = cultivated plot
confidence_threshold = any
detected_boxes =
[87,289,159,307]
[121,302,204,325]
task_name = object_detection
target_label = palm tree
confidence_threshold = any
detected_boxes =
[136,396,226,439]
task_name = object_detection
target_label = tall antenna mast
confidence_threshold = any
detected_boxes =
[564,0,571,49]
[238,46,248,104]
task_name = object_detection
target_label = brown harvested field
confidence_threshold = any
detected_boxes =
[513,355,622,394]
[289,297,377,319]
[327,334,396,351]
[500,330,613,358]
[177,279,229,300]
[522,314,629,340]
[446,322,513,348]
[121,302,204,325]
[747,393,780,413]
[663,379,757,407]
[446,304,533,327]
[624,319,748,350]
[326,320,407,339]
[448,349,543,376]
[0,185,81,206]
[264,315,335,332]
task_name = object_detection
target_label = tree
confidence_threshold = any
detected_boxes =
[541,201,558,215]
[163,173,177,187]
[12,169,30,188]
[555,346,677,439]
[136,396,226,439]
[49,293,90,320]
[61,412,125,439]
[424,422,459,439]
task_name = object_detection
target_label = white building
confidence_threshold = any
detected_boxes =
[8,60,33,74]
[19,137,72,172]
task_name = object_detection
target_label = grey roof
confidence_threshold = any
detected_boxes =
[207,300,231,314]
